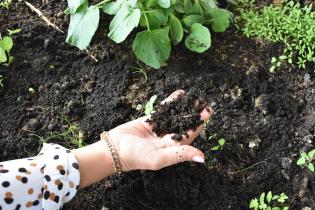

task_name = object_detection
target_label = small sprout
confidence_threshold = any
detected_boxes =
[211,138,225,151]
[136,104,143,112]
[28,87,36,95]
[297,149,315,172]
[249,191,289,210]
[144,95,157,116]
[49,64,55,69]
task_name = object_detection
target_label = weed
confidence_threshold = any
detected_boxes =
[237,1,315,70]
[211,138,225,151]
[297,149,315,172]
[249,191,289,210]
[65,0,231,69]
[0,0,12,9]
[0,28,21,65]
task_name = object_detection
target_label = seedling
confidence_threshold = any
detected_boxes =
[297,149,315,172]
[144,95,157,115]
[211,138,225,151]
[0,0,12,9]
[65,0,231,69]
[28,87,36,95]
[249,191,289,210]
[0,28,21,65]
[238,1,315,70]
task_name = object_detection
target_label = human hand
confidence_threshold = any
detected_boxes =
[108,90,213,171]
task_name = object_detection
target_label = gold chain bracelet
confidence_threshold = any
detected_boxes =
[100,131,122,174]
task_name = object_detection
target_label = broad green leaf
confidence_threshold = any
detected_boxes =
[308,149,315,158]
[132,28,171,69]
[272,195,279,200]
[102,0,124,15]
[249,198,258,208]
[199,0,217,11]
[174,2,185,13]
[283,207,289,210]
[147,0,158,7]
[67,0,88,14]
[301,152,308,158]
[266,191,272,203]
[185,23,211,53]
[297,157,306,165]
[192,0,203,16]
[1,37,13,51]
[271,207,280,210]
[184,0,193,14]
[140,9,169,29]
[66,6,100,50]
[181,15,204,31]
[158,0,171,8]
[209,8,230,32]
[219,138,225,146]
[0,48,7,63]
[108,4,141,43]
[169,14,183,45]
[308,163,314,172]
[210,145,220,151]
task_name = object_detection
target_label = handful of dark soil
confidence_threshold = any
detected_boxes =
[146,90,207,141]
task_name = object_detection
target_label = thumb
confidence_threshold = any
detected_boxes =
[153,145,205,170]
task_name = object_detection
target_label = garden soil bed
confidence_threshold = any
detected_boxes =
[1,0,315,209]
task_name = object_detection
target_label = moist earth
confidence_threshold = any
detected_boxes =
[0,0,315,210]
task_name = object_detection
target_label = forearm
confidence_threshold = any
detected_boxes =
[72,140,116,189]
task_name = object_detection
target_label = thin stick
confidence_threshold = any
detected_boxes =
[23,1,98,62]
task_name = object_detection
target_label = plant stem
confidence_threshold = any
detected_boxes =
[95,0,111,8]
[144,13,151,31]
[141,9,157,14]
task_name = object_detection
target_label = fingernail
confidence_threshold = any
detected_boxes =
[192,156,205,163]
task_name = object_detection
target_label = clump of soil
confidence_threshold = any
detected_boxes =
[146,90,207,141]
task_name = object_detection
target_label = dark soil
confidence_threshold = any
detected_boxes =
[146,90,207,141]
[1,0,315,210]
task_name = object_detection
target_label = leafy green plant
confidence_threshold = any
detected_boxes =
[144,95,157,115]
[0,0,12,9]
[65,0,231,69]
[249,191,289,210]
[237,1,315,70]
[297,149,315,172]
[0,29,21,64]
[211,138,225,151]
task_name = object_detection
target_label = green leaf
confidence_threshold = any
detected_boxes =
[141,9,169,29]
[297,157,306,165]
[266,191,272,203]
[66,6,100,50]
[0,48,7,63]
[174,2,185,13]
[145,95,157,115]
[184,0,193,14]
[185,23,211,53]
[308,163,314,172]
[7,28,21,36]
[271,207,280,210]
[108,4,141,43]
[1,37,13,51]
[211,145,220,150]
[67,0,88,14]
[308,149,315,158]
[158,0,171,8]
[181,15,204,31]
[132,28,171,69]
[199,0,217,11]
[209,8,230,32]
[218,138,225,146]
[259,192,265,204]
[192,0,204,16]
[102,0,124,15]
[169,14,183,45]
[283,206,289,210]
[249,198,259,209]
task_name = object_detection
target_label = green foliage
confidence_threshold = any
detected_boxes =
[66,0,231,69]
[210,138,225,151]
[297,149,315,172]
[0,28,21,64]
[145,95,157,115]
[238,1,315,70]
[0,0,12,9]
[249,191,289,210]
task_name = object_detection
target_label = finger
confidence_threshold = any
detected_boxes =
[175,106,213,145]
[151,145,205,170]
[160,90,185,105]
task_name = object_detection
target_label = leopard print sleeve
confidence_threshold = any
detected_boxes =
[0,143,80,210]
